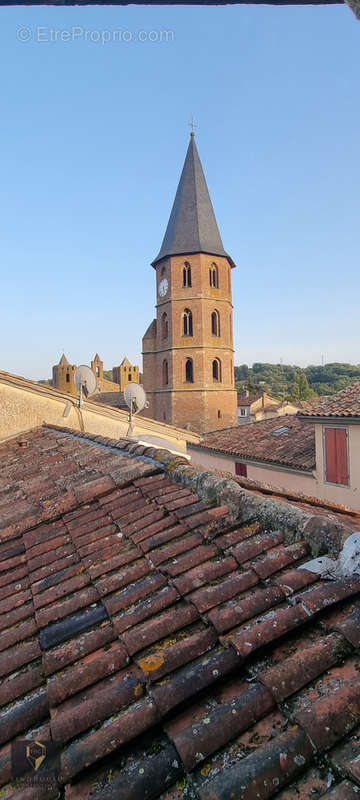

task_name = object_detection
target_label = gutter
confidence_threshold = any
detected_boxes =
[299,415,360,425]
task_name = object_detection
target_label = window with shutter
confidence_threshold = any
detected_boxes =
[235,462,247,478]
[324,427,349,486]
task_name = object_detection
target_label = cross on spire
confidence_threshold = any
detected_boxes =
[189,116,197,136]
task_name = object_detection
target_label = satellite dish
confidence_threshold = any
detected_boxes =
[124,383,147,414]
[124,383,147,436]
[75,365,97,405]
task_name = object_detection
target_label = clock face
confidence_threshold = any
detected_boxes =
[158,278,168,297]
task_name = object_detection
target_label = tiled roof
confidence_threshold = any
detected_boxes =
[2,428,360,799]
[237,394,260,407]
[194,415,316,471]
[300,381,360,419]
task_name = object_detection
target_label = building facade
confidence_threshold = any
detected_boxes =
[142,134,238,434]
[52,353,140,397]
[52,354,77,395]
[237,392,300,424]
[112,357,140,391]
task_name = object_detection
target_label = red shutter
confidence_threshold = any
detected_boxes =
[325,428,348,485]
[235,462,247,477]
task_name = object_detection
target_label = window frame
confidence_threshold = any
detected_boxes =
[209,262,219,289]
[212,358,222,382]
[235,462,247,478]
[211,309,220,337]
[185,358,194,383]
[322,424,350,488]
[183,308,193,337]
[162,359,169,386]
[161,311,169,340]
[183,261,192,288]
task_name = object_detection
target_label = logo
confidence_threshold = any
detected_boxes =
[25,741,46,772]
[11,740,60,788]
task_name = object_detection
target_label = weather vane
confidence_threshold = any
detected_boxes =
[189,116,197,135]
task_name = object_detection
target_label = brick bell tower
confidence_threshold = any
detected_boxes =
[142,133,238,434]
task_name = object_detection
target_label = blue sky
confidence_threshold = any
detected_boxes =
[0,3,359,380]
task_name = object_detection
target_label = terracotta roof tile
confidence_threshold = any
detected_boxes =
[194,415,316,471]
[136,622,217,682]
[197,725,315,800]
[43,620,116,675]
[103,571,167,617]
[189,568,259,614]
[321,781,360,799]
[249,541,309,579]
[208,583,286,634]
[47,639,128,706]
[167,680,274,771]
[259,631,347,702]
[150,531,205,567]
[300,380,360,418]
[1,426,360,799]
[60,697,159,783]
[121,600,199,655]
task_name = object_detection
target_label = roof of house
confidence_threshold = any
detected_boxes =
[300,381,360,419]
[2,425,360,799]
[152,134,234,269]
[237,394,260,407]
[193,415,316,471]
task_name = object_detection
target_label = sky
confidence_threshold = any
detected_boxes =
[0,2,359,381]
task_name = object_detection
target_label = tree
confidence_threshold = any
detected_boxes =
[290,372,301,401]
[299,372,315,400]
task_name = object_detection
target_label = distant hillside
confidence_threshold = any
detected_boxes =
[235,363,360,400]
[103,370,116,382]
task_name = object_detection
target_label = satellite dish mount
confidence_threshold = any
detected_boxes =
[75,365,98,407]
[124,383,147,437]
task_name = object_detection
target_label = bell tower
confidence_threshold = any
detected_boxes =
[142,133,238,434]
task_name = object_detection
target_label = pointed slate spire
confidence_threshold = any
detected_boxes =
[152,134,235,268]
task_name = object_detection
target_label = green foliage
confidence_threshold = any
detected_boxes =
[235,362,360,399]
[103,370,115,382]
[290,372,301,401]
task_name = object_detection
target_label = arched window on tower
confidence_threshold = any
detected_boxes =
[185,358,194,383]
[162,359,169,386]
[161,312,168,340]
[211,310,220,337]
[212,358,222,382]
[183,308,193,337]
[209,263,219,288]
[183,262,192,288]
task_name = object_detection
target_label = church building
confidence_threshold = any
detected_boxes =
[142,133,238,434]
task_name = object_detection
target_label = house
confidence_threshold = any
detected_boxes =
[191,382,360,512]
[190,415,318,497]
[299,381,360,510]
[1,424,360,799]
[238,391,300,424]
